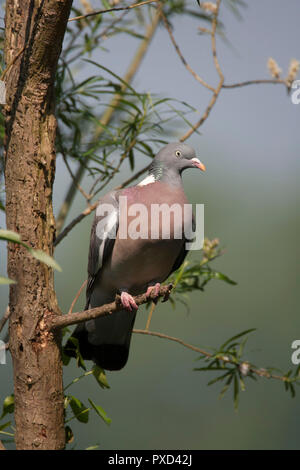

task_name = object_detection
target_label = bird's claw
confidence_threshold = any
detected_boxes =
[146,282,161,300]
[120,291,138,311]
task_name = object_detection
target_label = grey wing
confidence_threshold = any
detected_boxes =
[85,191,119,309]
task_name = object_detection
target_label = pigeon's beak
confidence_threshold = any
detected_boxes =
[191,158,206,172]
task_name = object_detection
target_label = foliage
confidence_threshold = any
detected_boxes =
[0,0,298,450]
[0,229,62,284]
[194,329,300,410]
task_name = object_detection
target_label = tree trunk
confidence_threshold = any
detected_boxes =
[4,0,72,449]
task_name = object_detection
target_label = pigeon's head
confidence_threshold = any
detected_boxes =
[146,143,205,186]
[155,142,206,174]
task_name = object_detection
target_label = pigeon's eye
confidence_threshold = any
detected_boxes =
[175,150,181,157]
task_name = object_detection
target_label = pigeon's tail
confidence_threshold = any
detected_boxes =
[64,309,137,371]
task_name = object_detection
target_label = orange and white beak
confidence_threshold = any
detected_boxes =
[191,158,206,172]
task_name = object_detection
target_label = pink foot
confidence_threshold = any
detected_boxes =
[146,283,161,299]
[120,291,138,311]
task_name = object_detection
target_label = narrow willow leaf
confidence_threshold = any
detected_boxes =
[233,374,239,411]
[28,248,62,272]
[220,329,256,350]
[69,396,89,423]
[289,383,296,398]
[65,425,74,444]
[88,398,111,425]
[219,373,234,400]
[207,370,232,386]
[212,271,237,285]
[0,276,16,285]
[0,229,21,243]
[0,421,11,432]
[239,375,246,392]
[0,395,14,419]
[0,229,62,272]
[92,365,110,389]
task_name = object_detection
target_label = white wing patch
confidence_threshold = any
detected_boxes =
[138,174,156,186]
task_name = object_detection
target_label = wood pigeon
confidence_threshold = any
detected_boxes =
[65,142,205,370]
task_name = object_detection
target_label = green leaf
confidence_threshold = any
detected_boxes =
[0,229,21,243]
[92,365,110,389]
[0,276,16,285]
[65,425,74,444]
[233,373,239,411]
[0,421,11,432]
[207,370,232,386]
[212,271,237,285]
[63,336,86,370]
[28,248,62,272]
[1,395,14,420]
[68,396,89,423]
[219,374,234,400]
[88,398,111,425]
[128,148,135,171]
[102,0,112,12]
[220,329,256,350]
[0,229,62,272]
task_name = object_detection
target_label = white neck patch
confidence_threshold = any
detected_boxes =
[138,174,156,186]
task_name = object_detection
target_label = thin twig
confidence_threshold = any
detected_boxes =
[160,7,215,92]
[55,201,98,247]
[0,307,10,335]
[96,10,129,41]
[68,0,160,22]
[145,301,156,331]
[66,12,130,66]
[67,280,87,315]
[133,329,211,355]
[180,0,223,142]
[180,79,223,141]
[223,78,287,89]
[0,440,6,451]
[0,47,25,81]
[211,0,224,82]
[133,329,299,384]
[48,284,173,330]
[58,129,92,202]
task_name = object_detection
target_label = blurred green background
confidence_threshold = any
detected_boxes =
[1,0,300,449]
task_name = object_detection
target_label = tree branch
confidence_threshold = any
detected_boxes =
[68,0,160,23]
[67,280,87,316]
[0,307,10,335]
[48,284,173,330]
[222,78,287,89]
[56,6,162,233]
[180,0,223,142]
[160,6,215,92]
[133,329,299,383]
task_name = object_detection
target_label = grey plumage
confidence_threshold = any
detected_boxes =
[65,142,205,370]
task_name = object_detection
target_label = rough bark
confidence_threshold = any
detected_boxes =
[4,0,72,450]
